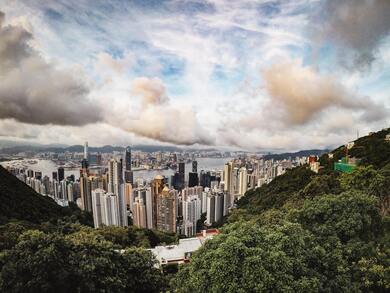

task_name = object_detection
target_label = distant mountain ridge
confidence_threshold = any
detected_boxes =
[263,149,329,160]
[0,143,218,154]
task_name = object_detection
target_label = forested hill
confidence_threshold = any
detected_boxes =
[173,128,390,292]
[263,149,328,161]
[0,166,177,292]
[320,128,390,170]
[0,165,83,225]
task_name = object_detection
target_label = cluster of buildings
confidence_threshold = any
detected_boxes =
[5,142,317,237]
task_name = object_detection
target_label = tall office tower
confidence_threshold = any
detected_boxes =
[60,180,67,200]
[133,187,153,229]
[67,183,74,202]
[214,192,224,223]
[34,171,42,180]
[238,167,248,197]
[124,146,132,171]
[124,170,133,185]
[188,172,199,187]
[53,180,59,198]
[171,172,180,190]
[178,161,185,190]
[223,162,232,194]
[81,144,89,175]
[151,175,165,228]
[201,188,208,213]
[192,160,198,173]
[124,146,133,184]
[206,192,215,225]
[102,193,121,226]
[107,159,127,227]
[232,167,239,198]
[183,195,202,237]
[156,186,177,233]
[248,173,256,189]
[58,167,65,182]
[133,197,147,228]
[145,188,153,229]
[91,189,104,228]
[199,170,211,188]
[92,189,121,228]
[42,176,50,195]
[27,169,34,178]
[124,182,133,211]
[52,171,57,181]
[223,191,230,216]
[84,141,88,159]
[80,175,92,212]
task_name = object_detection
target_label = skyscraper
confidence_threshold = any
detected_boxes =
[107,159,127,227]
[192,160,198,173]
[183,195,201,237]
[151,175,165,228]
[58,167,64,182]
[84,141,88,160]
[188,172,199,187]
[124,146,133,184]
[133,197,147,228]
[81,141,89,170]
[80,175,92,212]
[238,167,248,197]
[92,189,121,228]
[124,146,131,171]
[156,186,177,233]
[223,163,232,194]
[91,189,103,228]
[132,186,153,229]
[206,193,215,225]
[178,161,185,190]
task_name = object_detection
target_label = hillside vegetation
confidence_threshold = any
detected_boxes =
[0,166,177,292]
[173,128,390,292]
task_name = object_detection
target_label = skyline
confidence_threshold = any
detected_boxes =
[0,0,389,151]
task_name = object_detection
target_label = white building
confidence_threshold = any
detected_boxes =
[183,195,202,237]
[92,189,121,228]
[149,229,219,267]
[238,167,247,197]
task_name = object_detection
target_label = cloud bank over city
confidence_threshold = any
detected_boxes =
[0,0,389,151]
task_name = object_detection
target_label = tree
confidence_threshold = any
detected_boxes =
[0,230,166,293]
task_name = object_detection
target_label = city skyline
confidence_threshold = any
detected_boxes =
[0,0,389,151]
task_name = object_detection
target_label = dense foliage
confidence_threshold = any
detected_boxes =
[173,129,390,292]
[0,229,166,293]
[174,186,389,292]
[0,165,177,292]
[0,165,92,225]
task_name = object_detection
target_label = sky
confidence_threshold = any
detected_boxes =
[0,0,389,151]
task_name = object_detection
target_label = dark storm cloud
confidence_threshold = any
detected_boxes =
[319,0,390,68]
[0,11,103,125]
[260,60,388,125]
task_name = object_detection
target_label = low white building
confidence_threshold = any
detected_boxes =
[149,229,219,267]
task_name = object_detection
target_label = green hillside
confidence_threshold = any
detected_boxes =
[173,129,390,292]
[0,165,177,292]
[0,165,87,225]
